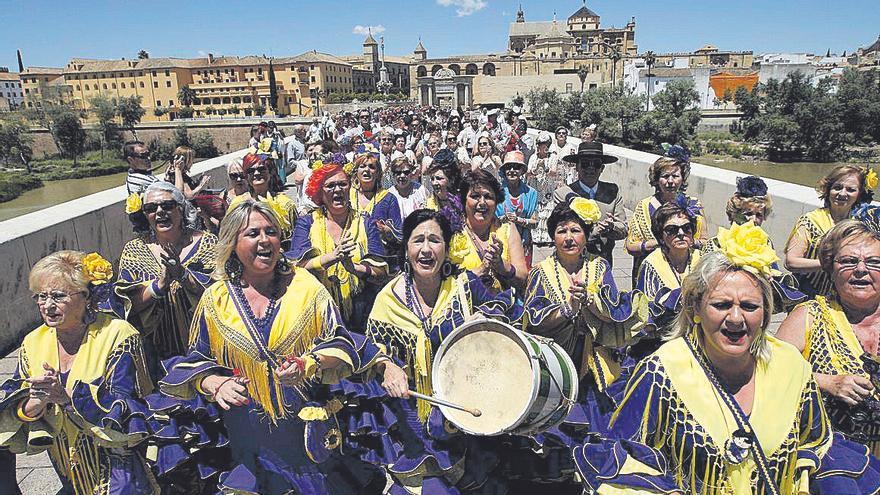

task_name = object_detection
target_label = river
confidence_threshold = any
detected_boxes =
[696,155,850,189]
[0,171,128,222]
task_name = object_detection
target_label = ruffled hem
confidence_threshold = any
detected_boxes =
[572,438,679,494]
[814,432,880,494]
[771,272,807,314]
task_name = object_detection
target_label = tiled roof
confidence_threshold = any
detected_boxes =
[0,71,20,81]
[291,51,351,65]
[509,21,555,37]
[569,5,599,19]
[21,66,64,75]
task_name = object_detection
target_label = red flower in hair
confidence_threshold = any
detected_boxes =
[241,152,265,174]
[305,163,344,206]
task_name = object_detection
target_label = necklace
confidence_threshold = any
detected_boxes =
[552,253,585,318]
[405,275,433,336]
[663,249,692,287]
[231,278,280,330]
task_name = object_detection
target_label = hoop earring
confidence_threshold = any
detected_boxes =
[225,255,243,282]
[693,315,702,324]
[275,253,293,276]
[402,258,412,276]
[441,260,453,278]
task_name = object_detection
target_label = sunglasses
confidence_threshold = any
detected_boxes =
[247,165,268,176]
[393,169,413,176]
[143,200,179,214]
[662,224,694,237]
[380,138,393,143]
[323,180,348,191]
[229,172,245,181]
[479,141,490,146]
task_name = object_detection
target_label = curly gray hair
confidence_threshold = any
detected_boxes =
[144,181,199,232]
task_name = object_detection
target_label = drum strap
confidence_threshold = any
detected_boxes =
[684,336,781,495]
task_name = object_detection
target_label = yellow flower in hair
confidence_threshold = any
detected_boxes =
[866,168,878,191]
[82,252,113,284]
[228,193,248,212]
[570,197,601,224]
[342,162,356,176]
[448,233,470,265]
[310,160,325,171]
[125,193,142,214]
[716,221,780,278]
[264,193,292,232]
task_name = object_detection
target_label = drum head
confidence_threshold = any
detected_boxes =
[432,320,535,435]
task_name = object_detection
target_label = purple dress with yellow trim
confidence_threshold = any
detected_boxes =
[0,314,159,495]
[333,271,520,494]
[288,209,387,330]
[509,255,641,484]
[158,269,388,495]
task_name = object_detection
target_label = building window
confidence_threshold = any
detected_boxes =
[140,81,145,88]
[311,76,315,82]
[169,100,174,106]
[153,81,158,88]
[152,71,157,77]
[164,70,170,76]
[166,81,171,87]
[566,83,573,92]
[156,100,161,106]
[102,83,108,89]
[76,85,81,91]
[121,82,126,89]
[83,85,88,91]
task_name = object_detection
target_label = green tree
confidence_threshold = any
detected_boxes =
[117,95,146,138]
[835,68,880,143]
[177,85,196,107]
[22,82,72,153]
[53,112,86,164]
[178,106,194,119]
[639,79,702,148]
[89,94,119,155]
[252,103,266,116]
[174,124,191,148]
[0,114,34,170]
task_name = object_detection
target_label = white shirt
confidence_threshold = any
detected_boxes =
[391,183,429,220]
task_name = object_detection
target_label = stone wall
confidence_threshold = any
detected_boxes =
[0,144,252,355]
[27,118,309,158]
[0,130,822,354]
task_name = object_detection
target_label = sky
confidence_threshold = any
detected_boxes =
[1,0,878,71]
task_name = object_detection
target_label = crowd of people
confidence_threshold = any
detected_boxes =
[2,103,880,495]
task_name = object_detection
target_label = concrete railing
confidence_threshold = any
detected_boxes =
[0,129,824,355]
[0,145,253,355]
[529,130,823,256]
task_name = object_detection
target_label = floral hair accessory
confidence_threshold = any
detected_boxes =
[735,176,768,198]
[674,193,702,221]
[448,233,470,265]
[263,193,292,232]
[716,221,779,278]
[250,137,279,160]
[342,162,356,176]
[851,203,880,234]
[865,167,878,191]
[310,160,325,171]
[82,253,113,285]
[125,193,143,214]
[355,142,379,157]
[569,197,601,224]
[662,143,690,164]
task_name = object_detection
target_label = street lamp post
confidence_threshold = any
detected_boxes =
[597,41,622,89]
[645,50,656,111]
[578,65,588,92]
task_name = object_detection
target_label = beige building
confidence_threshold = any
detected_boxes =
[0,68,24,110]
[412,4,751,108]
[21,66,71,109]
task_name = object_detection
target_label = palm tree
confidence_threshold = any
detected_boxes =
[178,85,196,107]
[137,50,149,59]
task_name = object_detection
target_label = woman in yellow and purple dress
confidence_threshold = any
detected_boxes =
[513,199,642,489]
[117,181,218,379]
[0,251,158,494]
[625,146,706,285]
[348,145,403,263]
[159,198,407,494]
[289,158,388,329]
[784,164,875,298]
[701,175,805,313]
[449,168,529,294]
[574,222,880,494]
[778,213,880,457]
[633,200,702,359]
[337,209,519,494]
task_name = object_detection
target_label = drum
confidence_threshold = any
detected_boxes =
[431,319,578,436]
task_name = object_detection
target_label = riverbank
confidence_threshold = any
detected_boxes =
[0,151,128,204]
[695,154,851,188]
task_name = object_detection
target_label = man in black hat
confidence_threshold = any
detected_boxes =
[553,142,627,266]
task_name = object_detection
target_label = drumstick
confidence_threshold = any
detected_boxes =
[408,390,482,417]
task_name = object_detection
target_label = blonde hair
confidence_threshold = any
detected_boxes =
[726,195,773,223]
[816,164,871,208]
[227,157,244,174]
[213,198,282,280]
[173,146,195,170]
[29,250,90,294]
[648,156,690,192]
[667,251,775,362]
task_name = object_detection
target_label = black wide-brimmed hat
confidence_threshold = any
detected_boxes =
[562,142,619,164]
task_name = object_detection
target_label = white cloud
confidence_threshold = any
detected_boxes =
[352,25,386,36]
[437,0,487,17]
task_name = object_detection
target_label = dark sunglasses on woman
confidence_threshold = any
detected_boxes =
[142,200,179,214]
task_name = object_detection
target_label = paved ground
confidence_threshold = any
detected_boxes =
[9,225,785,493]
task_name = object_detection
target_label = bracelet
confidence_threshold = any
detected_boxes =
[17,400,44,422]
[148,280,167,299]
[303,354,319,380]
